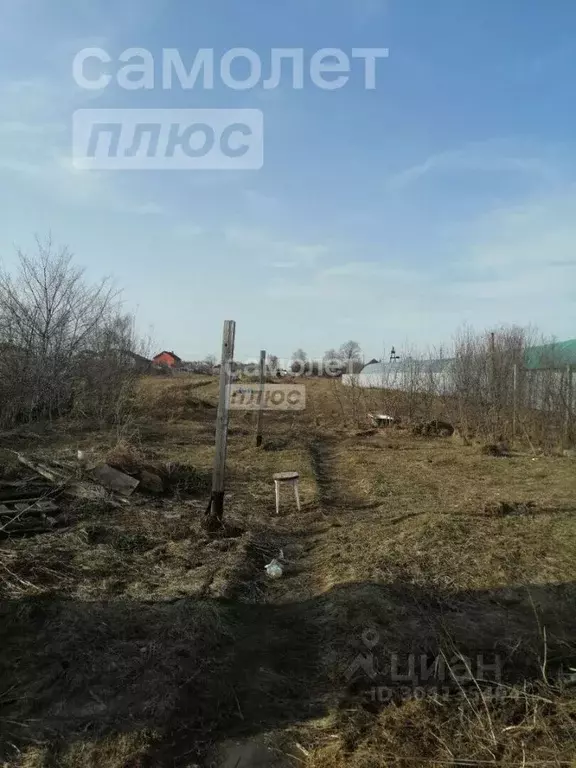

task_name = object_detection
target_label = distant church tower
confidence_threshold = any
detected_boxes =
[389,346,400,363]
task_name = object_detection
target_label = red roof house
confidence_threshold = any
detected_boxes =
[153,351,182,368]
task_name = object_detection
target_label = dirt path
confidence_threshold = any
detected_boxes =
[193,435,361,767]
[309,435,374,513]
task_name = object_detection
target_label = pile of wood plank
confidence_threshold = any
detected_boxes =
[0,454,141,537]
[0,475,60,535]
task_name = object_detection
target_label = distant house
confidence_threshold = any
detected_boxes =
[153,351,182,368]
[121,350,152,373]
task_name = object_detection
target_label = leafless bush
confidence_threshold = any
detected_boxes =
[0,236,143,428]
[342,325,574,448]
[330,376,371,428]
[451,325,572,446]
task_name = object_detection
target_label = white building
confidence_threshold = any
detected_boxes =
[342,359,455,393]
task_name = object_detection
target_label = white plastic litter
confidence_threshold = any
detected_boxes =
[265,559,283,579]
[368,413,396,426]
[559,667,576,685]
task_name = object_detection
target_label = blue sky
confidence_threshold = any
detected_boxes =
[0,0,575,361]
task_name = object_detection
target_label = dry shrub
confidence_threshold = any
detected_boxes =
[0,236,144,428]
[339,325,574,450]
[105,438,146,473]
[451,325,573,449]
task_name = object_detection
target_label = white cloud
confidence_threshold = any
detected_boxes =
[452,191,576,319]
[262,180,576,345]
[467,190,576,270]
[0,76,167,217]
[388,140,561,190]
[225,227,330,267]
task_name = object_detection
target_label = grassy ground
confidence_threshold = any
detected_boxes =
[1,375,575,767]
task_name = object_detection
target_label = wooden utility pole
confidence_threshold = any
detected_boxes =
[206,320,236,530]
[256,349,266,447]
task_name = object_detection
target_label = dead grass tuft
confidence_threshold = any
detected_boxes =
[308,682,576,767]
[105,438,146,474]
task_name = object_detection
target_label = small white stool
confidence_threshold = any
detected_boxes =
[273,472,301,515]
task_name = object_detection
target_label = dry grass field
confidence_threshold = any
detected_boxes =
[1,375,576,767]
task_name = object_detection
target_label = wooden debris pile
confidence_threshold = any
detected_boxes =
[0,454,141,537]
[0,472,60,535]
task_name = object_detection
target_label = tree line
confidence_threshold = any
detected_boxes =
[285,341,363,375]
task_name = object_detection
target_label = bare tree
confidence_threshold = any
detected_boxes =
[339,340,362,360]
[339,340,363,374]
[323,349,345,378]
[201,354,217,374]
[0,236,140,427]
[291,348,308,374]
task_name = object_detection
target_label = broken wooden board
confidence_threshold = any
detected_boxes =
[1,517,57,535]
[0,500,59,516]
[15,453,134,506]
[14,500,59,513]
[16,454,69,484]
[0,489,54,502]
[90,464,139,497]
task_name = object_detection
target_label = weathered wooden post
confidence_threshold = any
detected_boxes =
[512,363,518,438]
[256,350,266,447]
[205,320,236,530]
[489,331,497,435]
[564,364,573,446]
